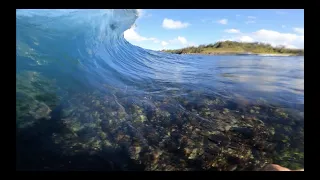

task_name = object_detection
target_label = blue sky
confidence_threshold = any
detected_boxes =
[124,9,304,50]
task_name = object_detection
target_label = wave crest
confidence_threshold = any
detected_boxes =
[16,9,156,89]
[16,9,139,38]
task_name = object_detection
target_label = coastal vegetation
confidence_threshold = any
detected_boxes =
[162,41,304,56]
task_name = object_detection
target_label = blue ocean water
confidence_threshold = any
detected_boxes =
[16,10,304,171]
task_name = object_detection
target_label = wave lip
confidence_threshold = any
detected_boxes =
[16,9,139,38]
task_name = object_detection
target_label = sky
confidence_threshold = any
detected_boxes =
[123,9,304,50]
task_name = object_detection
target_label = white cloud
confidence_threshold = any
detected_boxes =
[161,41,168,46]
[124,26,158,43]
[225,29,240,33]
[169,36,188,45]
[177,36,187,44]
[123,23,196,50]
[248,16,256,19]
[293,27,304,34]
[239,36,254,42]
[162,18,190,29]
[217,19,228,25]
[254,29,298,42]
[232,29,304,49]
[124,26,195,50]
[165,36,196,48]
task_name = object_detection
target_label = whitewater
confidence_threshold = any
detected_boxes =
[16,9,304,171]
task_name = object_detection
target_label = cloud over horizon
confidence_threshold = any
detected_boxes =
[221,29,304,49]
[162,18,190,29]
[124,26,159,43]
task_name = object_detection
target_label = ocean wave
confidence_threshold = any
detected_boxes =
[16,9,304,105]
[16,9,189,93]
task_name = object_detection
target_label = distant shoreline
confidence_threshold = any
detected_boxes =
[161,41,304,56]
[175,52,302,56]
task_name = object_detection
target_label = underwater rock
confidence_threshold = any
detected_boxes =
[222,108,229,114]
[254,141,276,152]
[208,133,230,145]
[128,145,142,160]
[230,127,254,139]
[28,101,52,119]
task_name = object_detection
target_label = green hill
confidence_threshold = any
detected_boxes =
[162,41,304,56]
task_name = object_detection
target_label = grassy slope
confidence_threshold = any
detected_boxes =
[162,41,304,56]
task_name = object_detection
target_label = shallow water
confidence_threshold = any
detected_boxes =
[16,9,304,171]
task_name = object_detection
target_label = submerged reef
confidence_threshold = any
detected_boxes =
[17,85,303,170]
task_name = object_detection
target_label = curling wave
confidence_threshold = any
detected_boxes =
[16,9,190,93]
